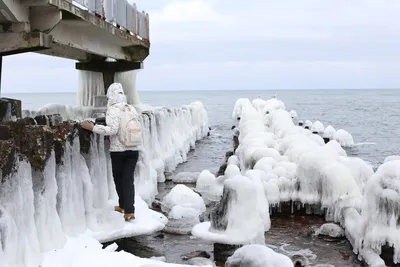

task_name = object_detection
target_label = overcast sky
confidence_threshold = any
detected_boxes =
[2,0,400,93]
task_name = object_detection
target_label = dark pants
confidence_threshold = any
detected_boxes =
[110,150,139,213]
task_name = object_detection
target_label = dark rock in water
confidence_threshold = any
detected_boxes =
[299,122,304,126]
[102,237,164,258]
[210,185,234,231]
[233,135,239,152]
[213,243,242,262]
[291,254,310,267]
[216,162,227,177]
[312,131,318,134]
[231,125,235,130]
[323,137,330,144]
[151,200,162,212]
[181,250,211,260]
[237,117,240,121]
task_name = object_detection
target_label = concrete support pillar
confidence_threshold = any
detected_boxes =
[76,60,142,94]
[0,56,3,95]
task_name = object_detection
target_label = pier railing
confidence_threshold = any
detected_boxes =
[72,0,150,41]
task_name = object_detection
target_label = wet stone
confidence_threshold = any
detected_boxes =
[0,140,16,181]
[52,122,77,165]
[78,126,93,154]
[22,125,54,172]
[213,243,242,263]
[0,125,11,140]
[181,250,211,260]
[210,185,234,231]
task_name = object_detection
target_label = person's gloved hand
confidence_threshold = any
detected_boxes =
[81,120,94,131]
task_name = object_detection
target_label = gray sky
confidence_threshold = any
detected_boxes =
[2,0,400,93]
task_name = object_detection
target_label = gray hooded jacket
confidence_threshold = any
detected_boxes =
[92,83,139,152]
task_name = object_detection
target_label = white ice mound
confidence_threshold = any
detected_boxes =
[361,160,400,263]
[289,110,298,119]
[323,125,336,140]
[304,120,312,129]
[225,244,293,267]
[164,205,200,235]
[89,196,168,243]
[41,234,214,267]
[314,223,345,238]
[232,98,252,120]
[334,129,354,147]
[195,170,222,202]
[172,172,200,184]
[384,155,400,163]
[161,184,206,214]
[311,121,324,134]
[192,177,265,245]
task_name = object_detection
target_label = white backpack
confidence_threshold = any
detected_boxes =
[118,104,143,147]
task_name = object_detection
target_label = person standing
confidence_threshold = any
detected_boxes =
[81,83,142,221]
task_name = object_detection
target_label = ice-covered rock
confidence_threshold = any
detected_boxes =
[334,129,354,148]
[192,178,265,245]
[384,155,400,163]
[314,223,345,238]
[323,125,336,140]
[290,110,298,119]
[172,172,201,184]
[311,121,324,134]
[164,205,200,235]
[195,170,222,202]
[232,98,252,120]
[225,244,293,267]
[361,160,400,263]
[161,184,206,214]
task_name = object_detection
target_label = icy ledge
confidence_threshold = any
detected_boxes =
[0,101,209,267]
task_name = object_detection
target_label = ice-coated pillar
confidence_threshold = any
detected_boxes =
[76,60,142,106]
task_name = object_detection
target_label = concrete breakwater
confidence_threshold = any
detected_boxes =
[0,98,209,267]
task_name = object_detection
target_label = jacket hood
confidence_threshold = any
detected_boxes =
[107,83,127,107]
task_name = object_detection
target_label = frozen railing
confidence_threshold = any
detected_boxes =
[73,0,149,41]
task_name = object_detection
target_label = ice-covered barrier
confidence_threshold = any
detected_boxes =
[195,96,399,264]
[359,160,400,264]
[0,100,209,267]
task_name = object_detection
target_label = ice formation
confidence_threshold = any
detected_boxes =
[40,235,215,267]
[192,177,265,245]
[195,170,222,202]
[384,155,400,163]
[0,139,167,267]
[172,172,201,184]
[225,244,293,267]
[192,96,395,264]
[313,223,345,238]
[360,160,400,263]
[1,98,210,266]
[334,129,354,147]
[29,101,209,203]
[311,121,324,134]
[164,205,201,235]
[161,184,206,214]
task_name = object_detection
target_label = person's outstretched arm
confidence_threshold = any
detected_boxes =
[92,106,120,136]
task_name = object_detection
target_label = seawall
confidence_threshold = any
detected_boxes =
[0,101,209,267]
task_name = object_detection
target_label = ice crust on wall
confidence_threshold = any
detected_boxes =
[25,101,208,204]
[0,100,209,266]
[193,96,397,265]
